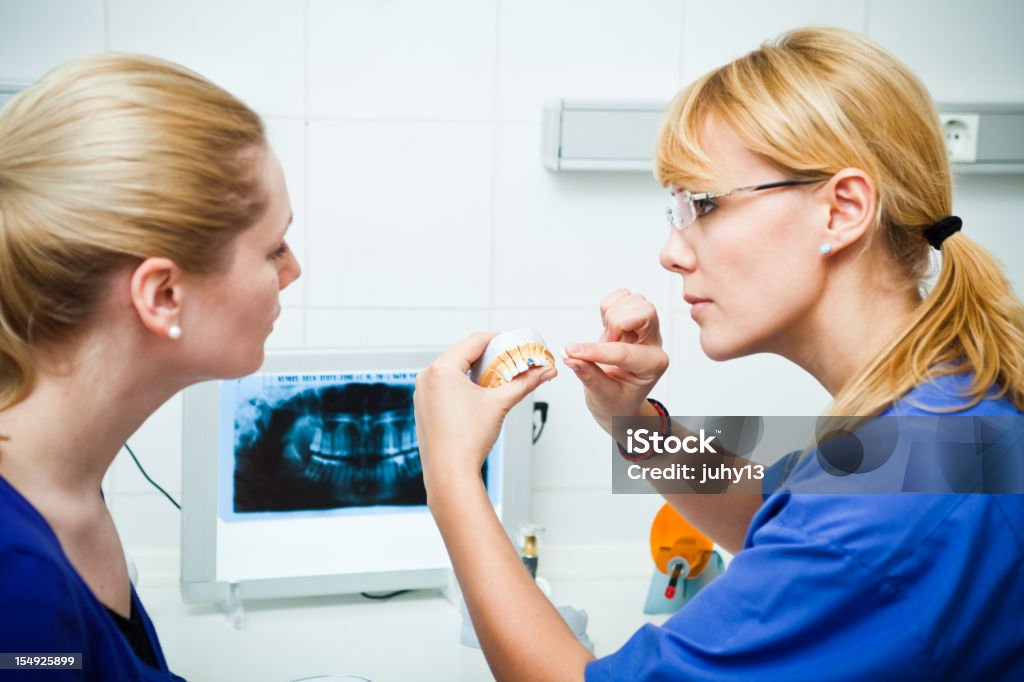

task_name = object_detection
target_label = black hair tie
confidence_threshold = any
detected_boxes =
[923,216,962,250]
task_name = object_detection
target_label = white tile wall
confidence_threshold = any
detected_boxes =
[107,0,305,117]
[309,0,497,121]
[266,308,306,349]
[306,308,491,349]
[0,0,105,81]
[496,0,684,122]
[307,120,493,308]
[1,0,1022,578]
[668,312,833,416]
[532,488,665,546]
[108,395,184,497]
[868,0,1024,104]
[493,124,677,311]
[952,174,1024,300]
[680,0,867,82]
[108,492,183,551]
[264,118,308,308]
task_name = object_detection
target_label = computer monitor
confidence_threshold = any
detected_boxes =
[180,349,533,604]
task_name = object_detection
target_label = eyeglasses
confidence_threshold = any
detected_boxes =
[666,179,822,230]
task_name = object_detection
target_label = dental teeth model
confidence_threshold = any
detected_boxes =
[470,327,556,388]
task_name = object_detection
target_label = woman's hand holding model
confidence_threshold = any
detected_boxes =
[411,299,669,682]
[563,288,670,434]
[414,335,594,682]
[414,331,554,497]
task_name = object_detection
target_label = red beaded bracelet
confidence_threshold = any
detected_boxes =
[617,398,671,462]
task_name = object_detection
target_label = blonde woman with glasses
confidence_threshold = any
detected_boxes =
[414,27,1024,681]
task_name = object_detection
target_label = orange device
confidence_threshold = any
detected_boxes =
[649,503,714,599]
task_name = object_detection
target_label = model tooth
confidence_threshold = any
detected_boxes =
[474,329,556,388]
[499,351,518,372]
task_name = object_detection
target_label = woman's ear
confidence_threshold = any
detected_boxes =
[822,168,876,253]
[129,257,184,339]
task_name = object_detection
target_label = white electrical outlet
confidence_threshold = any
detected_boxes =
[940,113,980,163]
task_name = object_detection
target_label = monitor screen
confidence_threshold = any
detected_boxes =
[221,368,497,519]
[181,350,531,603]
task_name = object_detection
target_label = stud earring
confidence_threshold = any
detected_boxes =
[168,323,182,340]
[819,243,833,255]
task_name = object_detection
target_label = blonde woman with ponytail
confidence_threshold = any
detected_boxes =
[413,27,1024,681]
[0,54,299,679]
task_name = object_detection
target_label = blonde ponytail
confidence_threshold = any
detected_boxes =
[832,232,1024,415]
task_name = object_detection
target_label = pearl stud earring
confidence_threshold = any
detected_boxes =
[819,243,833,255]
[168,323,182,340]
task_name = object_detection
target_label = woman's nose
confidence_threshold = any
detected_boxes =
[280,250,302,290]
[659,228,697,274]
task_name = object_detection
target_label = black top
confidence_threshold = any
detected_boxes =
[106,599,160,669]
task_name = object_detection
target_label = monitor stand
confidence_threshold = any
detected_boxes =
[220,581,246,630]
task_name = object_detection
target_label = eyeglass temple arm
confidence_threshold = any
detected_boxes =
[750,179,820,191]
[700,179,820,200]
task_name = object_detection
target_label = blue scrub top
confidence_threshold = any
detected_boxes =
[587,374,1024,681]
[0,475,186,681]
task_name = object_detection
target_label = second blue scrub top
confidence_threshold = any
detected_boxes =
[586,374,1024,681]
[0,475,186,681]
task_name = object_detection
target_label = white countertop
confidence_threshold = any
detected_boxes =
[140,577,671,682]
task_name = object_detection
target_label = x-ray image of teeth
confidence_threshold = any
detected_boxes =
[225,371,477,514]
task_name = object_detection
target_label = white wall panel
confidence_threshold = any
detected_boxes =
[309,0,496,120]
[113,395,184,495]
[493,124,677,310]
[108,0,304,117]
[681,0,867,82]
[306,308,490,349]
[265,117,308,308]
[868,0,1024,103]
[668,311,833,416]
[497,0,683,122]
[307,121,493,308]
[0,0,104,81]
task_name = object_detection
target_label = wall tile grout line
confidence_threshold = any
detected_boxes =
[102,0,111,51]
[488,0,502,327]
[300,0,311,346]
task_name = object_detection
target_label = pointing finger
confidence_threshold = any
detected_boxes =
[563,341,669,379]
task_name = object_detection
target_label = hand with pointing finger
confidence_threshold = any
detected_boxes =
[563,289,669,435]
[414,332,557,497]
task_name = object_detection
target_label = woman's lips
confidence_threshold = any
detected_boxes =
[690,301,711,319]
[685,296,711,319]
